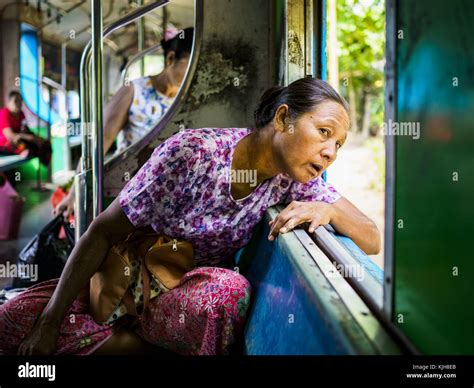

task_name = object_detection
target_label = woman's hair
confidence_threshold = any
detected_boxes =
[254,78,350,128]
[8,90,21,100]
[160,27,194,62]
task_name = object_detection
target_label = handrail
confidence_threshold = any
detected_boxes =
[104,0,203,175]
[310,224,384,310]
[91,0,104,217]
[79,0,169,169]
[41,76,67,93]
[120,42,163,84]
[76,0,169,238]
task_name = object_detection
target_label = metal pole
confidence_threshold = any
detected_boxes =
[35,35,42,190]
[91,0,104,217]
[60,42,72,171]
[74,172,88,242]
[138,0,145,76]
[162,5,168,57]
[79,50,91,172]
[61,42,67,89]
[46,85,52,183]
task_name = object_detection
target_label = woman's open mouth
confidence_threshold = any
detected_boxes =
[309,163,324,176]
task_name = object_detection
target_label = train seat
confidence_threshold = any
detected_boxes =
[0,154,34,173]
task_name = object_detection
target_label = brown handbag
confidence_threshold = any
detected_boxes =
[89,228,194,324]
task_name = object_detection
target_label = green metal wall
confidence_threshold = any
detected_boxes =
[394,0,474,354]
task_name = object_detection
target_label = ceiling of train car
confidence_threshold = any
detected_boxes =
[0,0,194,54]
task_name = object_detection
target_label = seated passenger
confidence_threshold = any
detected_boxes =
[53,27,194,218]
[0,78,381,355]
[0,91,52,166]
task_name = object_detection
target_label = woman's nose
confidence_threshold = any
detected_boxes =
[321,142,337,162]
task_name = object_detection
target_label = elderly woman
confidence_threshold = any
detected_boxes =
[0,78,380,355]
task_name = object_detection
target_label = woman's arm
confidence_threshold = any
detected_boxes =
[2,127,35,144]
[268,197,381,255]
[19,198,136,355]
[1,127,18,144]
[325,197,381,255]
[103,85,134,154]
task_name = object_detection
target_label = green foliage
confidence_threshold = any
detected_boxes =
[330,0,385,132]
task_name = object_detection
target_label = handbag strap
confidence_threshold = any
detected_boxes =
[122,288,137,316]
[141,258,151,312]
[123,258,151,317]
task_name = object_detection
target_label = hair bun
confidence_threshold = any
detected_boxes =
[254,86,286,128]
[160,38,171,51]
[260,86,285,103]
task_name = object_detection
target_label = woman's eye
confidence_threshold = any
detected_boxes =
[319,128,329,136]
[336,142,342,150]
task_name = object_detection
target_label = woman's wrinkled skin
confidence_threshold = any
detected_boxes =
[271,100,350,184]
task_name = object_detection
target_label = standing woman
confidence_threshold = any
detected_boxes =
[0,78,380,355]
[54,27,194,218]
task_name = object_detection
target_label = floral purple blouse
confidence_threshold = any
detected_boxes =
[119,127,341,268]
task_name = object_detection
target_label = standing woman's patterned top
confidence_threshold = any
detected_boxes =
[119,128,341,268]
[115,76,174,153]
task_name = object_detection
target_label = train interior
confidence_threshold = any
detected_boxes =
[0,0,472,355]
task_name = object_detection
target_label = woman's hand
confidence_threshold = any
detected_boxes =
[268,197,381,255]
[17,133,36,143]
[268,200,334,240]
[53,192,75,218]
[18,317,60,355]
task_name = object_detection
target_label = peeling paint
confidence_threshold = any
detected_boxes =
[184,39,256,110]
[187,52,248,108]
[288,30,304,68]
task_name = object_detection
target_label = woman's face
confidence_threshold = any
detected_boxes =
[165,52,190,89]
[272,100,350,184]
[7,95,22,114]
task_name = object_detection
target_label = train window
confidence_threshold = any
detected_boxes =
[325,0,385,269]
[126,54,165,82]
[67,91,80,120]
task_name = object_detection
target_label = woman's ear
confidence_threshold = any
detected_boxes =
[273,104,289,133]
[165,51,176,67]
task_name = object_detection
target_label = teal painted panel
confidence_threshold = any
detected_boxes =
[395,0,474,354]
[20,25,61,125]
